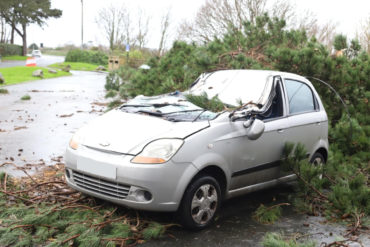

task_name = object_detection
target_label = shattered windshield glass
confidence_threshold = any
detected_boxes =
[120,70,274,122]
[189,70,273,107]
[120,93,219,122]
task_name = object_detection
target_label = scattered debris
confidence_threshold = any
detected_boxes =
[0,88,9,94]
[32,69,44,78]
[91,101,108,106]
[62,64,71,72]
[0,72,4,83]
[21,95,31,101]
[0,163,175,246]
[95,65,107,71]
[58,113,74,118]
[28,89,54,93]
[48,68,58,74]
[14,126,27,131]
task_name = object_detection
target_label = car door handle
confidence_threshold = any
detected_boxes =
[316,122,321,125]
[277,129,284,133]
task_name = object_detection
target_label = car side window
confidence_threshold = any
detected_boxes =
[285,79,315,114]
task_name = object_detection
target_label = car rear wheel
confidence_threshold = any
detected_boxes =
[310,152,325,179]
[179,176,221,230]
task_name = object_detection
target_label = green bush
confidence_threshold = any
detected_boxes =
[65,49,108,65]
[0,43,22,56]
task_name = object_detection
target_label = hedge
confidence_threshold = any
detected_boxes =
[65,49,108,65]
[0,43,22,56]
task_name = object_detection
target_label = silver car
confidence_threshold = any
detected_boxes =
[65,70,328,229]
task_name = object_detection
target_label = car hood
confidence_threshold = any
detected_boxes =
[80,109,209,155]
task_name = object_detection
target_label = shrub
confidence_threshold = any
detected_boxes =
[21,95,31,100]
[0,43,22,56]
[65,49,108,65]
[0,88,9,94]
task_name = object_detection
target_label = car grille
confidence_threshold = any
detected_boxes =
[72,171,130,199]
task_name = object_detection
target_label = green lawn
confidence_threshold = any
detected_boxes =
[2,55,28,61]
[0,66,71,85]
[49,62,106,71]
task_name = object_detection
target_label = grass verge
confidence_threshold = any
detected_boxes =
[49,62,106,71]
[2,55,28,61]
[0,66,71,85]
[0,164,173,246]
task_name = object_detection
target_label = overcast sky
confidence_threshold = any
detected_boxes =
[17,0,370,49]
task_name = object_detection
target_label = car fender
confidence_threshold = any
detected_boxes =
[189,152,231,190]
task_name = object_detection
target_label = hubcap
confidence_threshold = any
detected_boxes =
[191,184,218,225]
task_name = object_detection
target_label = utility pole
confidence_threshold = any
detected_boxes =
[81,0,84,49]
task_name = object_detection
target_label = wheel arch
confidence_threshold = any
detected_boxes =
[313,147,328,163]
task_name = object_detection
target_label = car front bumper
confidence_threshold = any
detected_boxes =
[65,145,199,212]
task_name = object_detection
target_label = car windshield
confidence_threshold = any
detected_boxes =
[189,70,273,107]
[120,93,219,122]
[120,70,274,122]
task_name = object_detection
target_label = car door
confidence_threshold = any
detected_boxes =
[227,77,289,190]
[282,78,322,157]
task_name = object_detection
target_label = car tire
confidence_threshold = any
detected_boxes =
[310,152,325,179]
[178,175,221,230]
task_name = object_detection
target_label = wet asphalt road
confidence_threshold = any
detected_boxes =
[0,70,107,176]
[0,55,64,68]
[0,70,368,246]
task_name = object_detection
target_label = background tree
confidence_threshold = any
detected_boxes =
[356,16,370,53]
[0,0,62,55]
[95,5,126,50]
[158,9,171,56]
[333,34,348,51]
[135,9,150,50]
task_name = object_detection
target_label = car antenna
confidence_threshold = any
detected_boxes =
[305,76,352,141]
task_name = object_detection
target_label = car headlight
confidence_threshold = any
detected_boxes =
[69,132,82,150]
[131,139,184,164]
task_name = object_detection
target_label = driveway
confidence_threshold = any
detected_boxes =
[0,55,64,68]
[0,71,107,176]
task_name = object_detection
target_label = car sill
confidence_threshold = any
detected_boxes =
[226,174,297,199]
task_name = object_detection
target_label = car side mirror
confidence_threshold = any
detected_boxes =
[244,119,265,140]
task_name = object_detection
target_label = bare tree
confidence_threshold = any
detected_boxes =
[356,16,370,53]
[0,17,9,43]
[135,9,150,49]
[177,0,301,43]
[177,0,337,48]
[295,10,337,49]
[158,9,171,56]
[95,5,126,50]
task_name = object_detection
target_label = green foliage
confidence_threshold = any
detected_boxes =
[185,93,225,112]
[0,192,168,247]
[253,204,283,224]
[0,88,9,94]
[105,71,122,91]
[333,34,348,50]
[65,49,108,65]
[20,94,31,100]
[262,233,315,247]
[28,43,39,50]
[142,222,165,240]
[105,90,118,98]
[0,43,22,56]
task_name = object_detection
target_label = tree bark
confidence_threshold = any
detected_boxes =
[22,23,27,55]
[10,23,14,44]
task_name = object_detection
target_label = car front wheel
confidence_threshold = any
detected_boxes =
[179,176,221,230]
[310,152,325,179]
